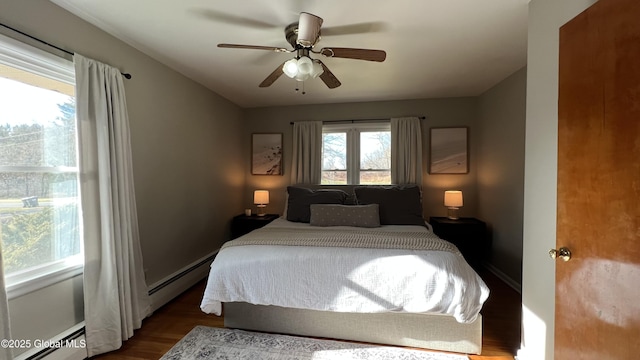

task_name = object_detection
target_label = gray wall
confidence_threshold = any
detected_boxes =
[243,98,480,220]
[2,0,245,353]
[477,67,527,286]
[243,77,527,293]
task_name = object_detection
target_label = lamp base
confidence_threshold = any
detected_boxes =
[447,207,460,220]
[256,204,266,216]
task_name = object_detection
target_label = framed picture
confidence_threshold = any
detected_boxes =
[252,133,283,175]
[429,127,468,174]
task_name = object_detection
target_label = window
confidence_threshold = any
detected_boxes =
[0,34,81,297]
[321,122,391,185]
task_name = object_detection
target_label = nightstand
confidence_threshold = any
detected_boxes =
[230,214,279,239]
[429,217,487,269]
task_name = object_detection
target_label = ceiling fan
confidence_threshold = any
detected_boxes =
[217,12,387,89]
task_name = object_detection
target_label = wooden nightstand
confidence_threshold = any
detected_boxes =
[429,217,487,269]
[230,214,279,239]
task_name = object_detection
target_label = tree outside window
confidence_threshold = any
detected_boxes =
[321,123,391,185]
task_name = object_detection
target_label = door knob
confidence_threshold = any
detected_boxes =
[549,247,572,261]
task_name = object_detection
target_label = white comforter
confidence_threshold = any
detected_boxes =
[200,218,489,324]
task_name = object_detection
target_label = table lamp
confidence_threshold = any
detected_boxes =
[254,190,269,216]
[444,190,463,220]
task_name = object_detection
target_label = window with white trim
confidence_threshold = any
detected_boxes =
[321,122,391,185]
[0,34,82,298]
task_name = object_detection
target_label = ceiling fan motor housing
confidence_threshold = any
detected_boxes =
[286,12,323,48]
[284,23,300,48]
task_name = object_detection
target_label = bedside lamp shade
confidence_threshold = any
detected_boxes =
[444,190,463,220]
[444,191,463,207]
[254,190,269,216]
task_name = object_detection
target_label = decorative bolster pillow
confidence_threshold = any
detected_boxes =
[309,204,381,228]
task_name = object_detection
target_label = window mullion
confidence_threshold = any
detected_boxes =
[347,128,359,185]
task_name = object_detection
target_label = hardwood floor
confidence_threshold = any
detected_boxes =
[469,269,522,360]
[93,269,521,359]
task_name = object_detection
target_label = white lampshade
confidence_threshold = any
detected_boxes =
[444,190,463,207]
[297,56,313,75]
[283,59,299,78]
[254,190,270,205]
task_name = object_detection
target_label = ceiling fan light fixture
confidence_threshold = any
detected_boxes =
[310,60,324,78]
[283,58,299,78]
[297,56,313,75]
[294,72,310,81]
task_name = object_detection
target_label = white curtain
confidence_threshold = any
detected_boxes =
[74,54,151,357]
[391,117,423,184]
[291,121,323,184]
[0,247,12,360]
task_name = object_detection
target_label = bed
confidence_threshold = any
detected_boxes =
[200,185,489,354]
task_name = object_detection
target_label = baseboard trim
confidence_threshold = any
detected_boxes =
[484,262,522,294]
[148,249,218,312]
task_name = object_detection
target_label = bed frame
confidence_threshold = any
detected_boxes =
[223,184,482,355]
[224,302,482,355]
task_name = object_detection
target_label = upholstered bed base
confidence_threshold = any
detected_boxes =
[223,302,482,355]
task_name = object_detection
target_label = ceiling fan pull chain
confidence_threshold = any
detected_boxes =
[302,81,306,95]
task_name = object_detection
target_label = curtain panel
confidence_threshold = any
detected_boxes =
[391,117,423,184]
[74,54,151,357]
[291,121,323,184]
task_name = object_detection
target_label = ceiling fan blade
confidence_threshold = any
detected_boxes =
[259,62,286,87]
[320,47,386,62]
[322,22,388,36]
[317,61,341,89]
[218,44,290,53]
[297,12,323,47]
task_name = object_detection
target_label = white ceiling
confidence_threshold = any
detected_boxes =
[51,0,529,108]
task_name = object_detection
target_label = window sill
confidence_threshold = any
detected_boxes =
[5,257,84,300]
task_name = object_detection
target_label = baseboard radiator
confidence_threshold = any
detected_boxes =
[13,323,86,360]
[15,250,218,360]
[148,250,218,312]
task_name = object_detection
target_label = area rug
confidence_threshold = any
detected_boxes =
[160,326,469,360]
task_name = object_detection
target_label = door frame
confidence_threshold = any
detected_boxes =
[519,0,598,359]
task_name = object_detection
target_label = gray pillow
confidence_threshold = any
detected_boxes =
[286,186,348,223]
[354,185,424,226]
[310,204,381,228]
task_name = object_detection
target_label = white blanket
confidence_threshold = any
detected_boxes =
[200,218,489,324]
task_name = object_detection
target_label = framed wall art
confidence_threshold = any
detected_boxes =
[251,133,283,175]
[429,127,468,174]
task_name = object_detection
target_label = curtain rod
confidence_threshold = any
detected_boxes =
[290,116,425,125]
[0,22,132,79]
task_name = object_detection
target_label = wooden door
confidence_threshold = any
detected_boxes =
[556,0,640,358]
